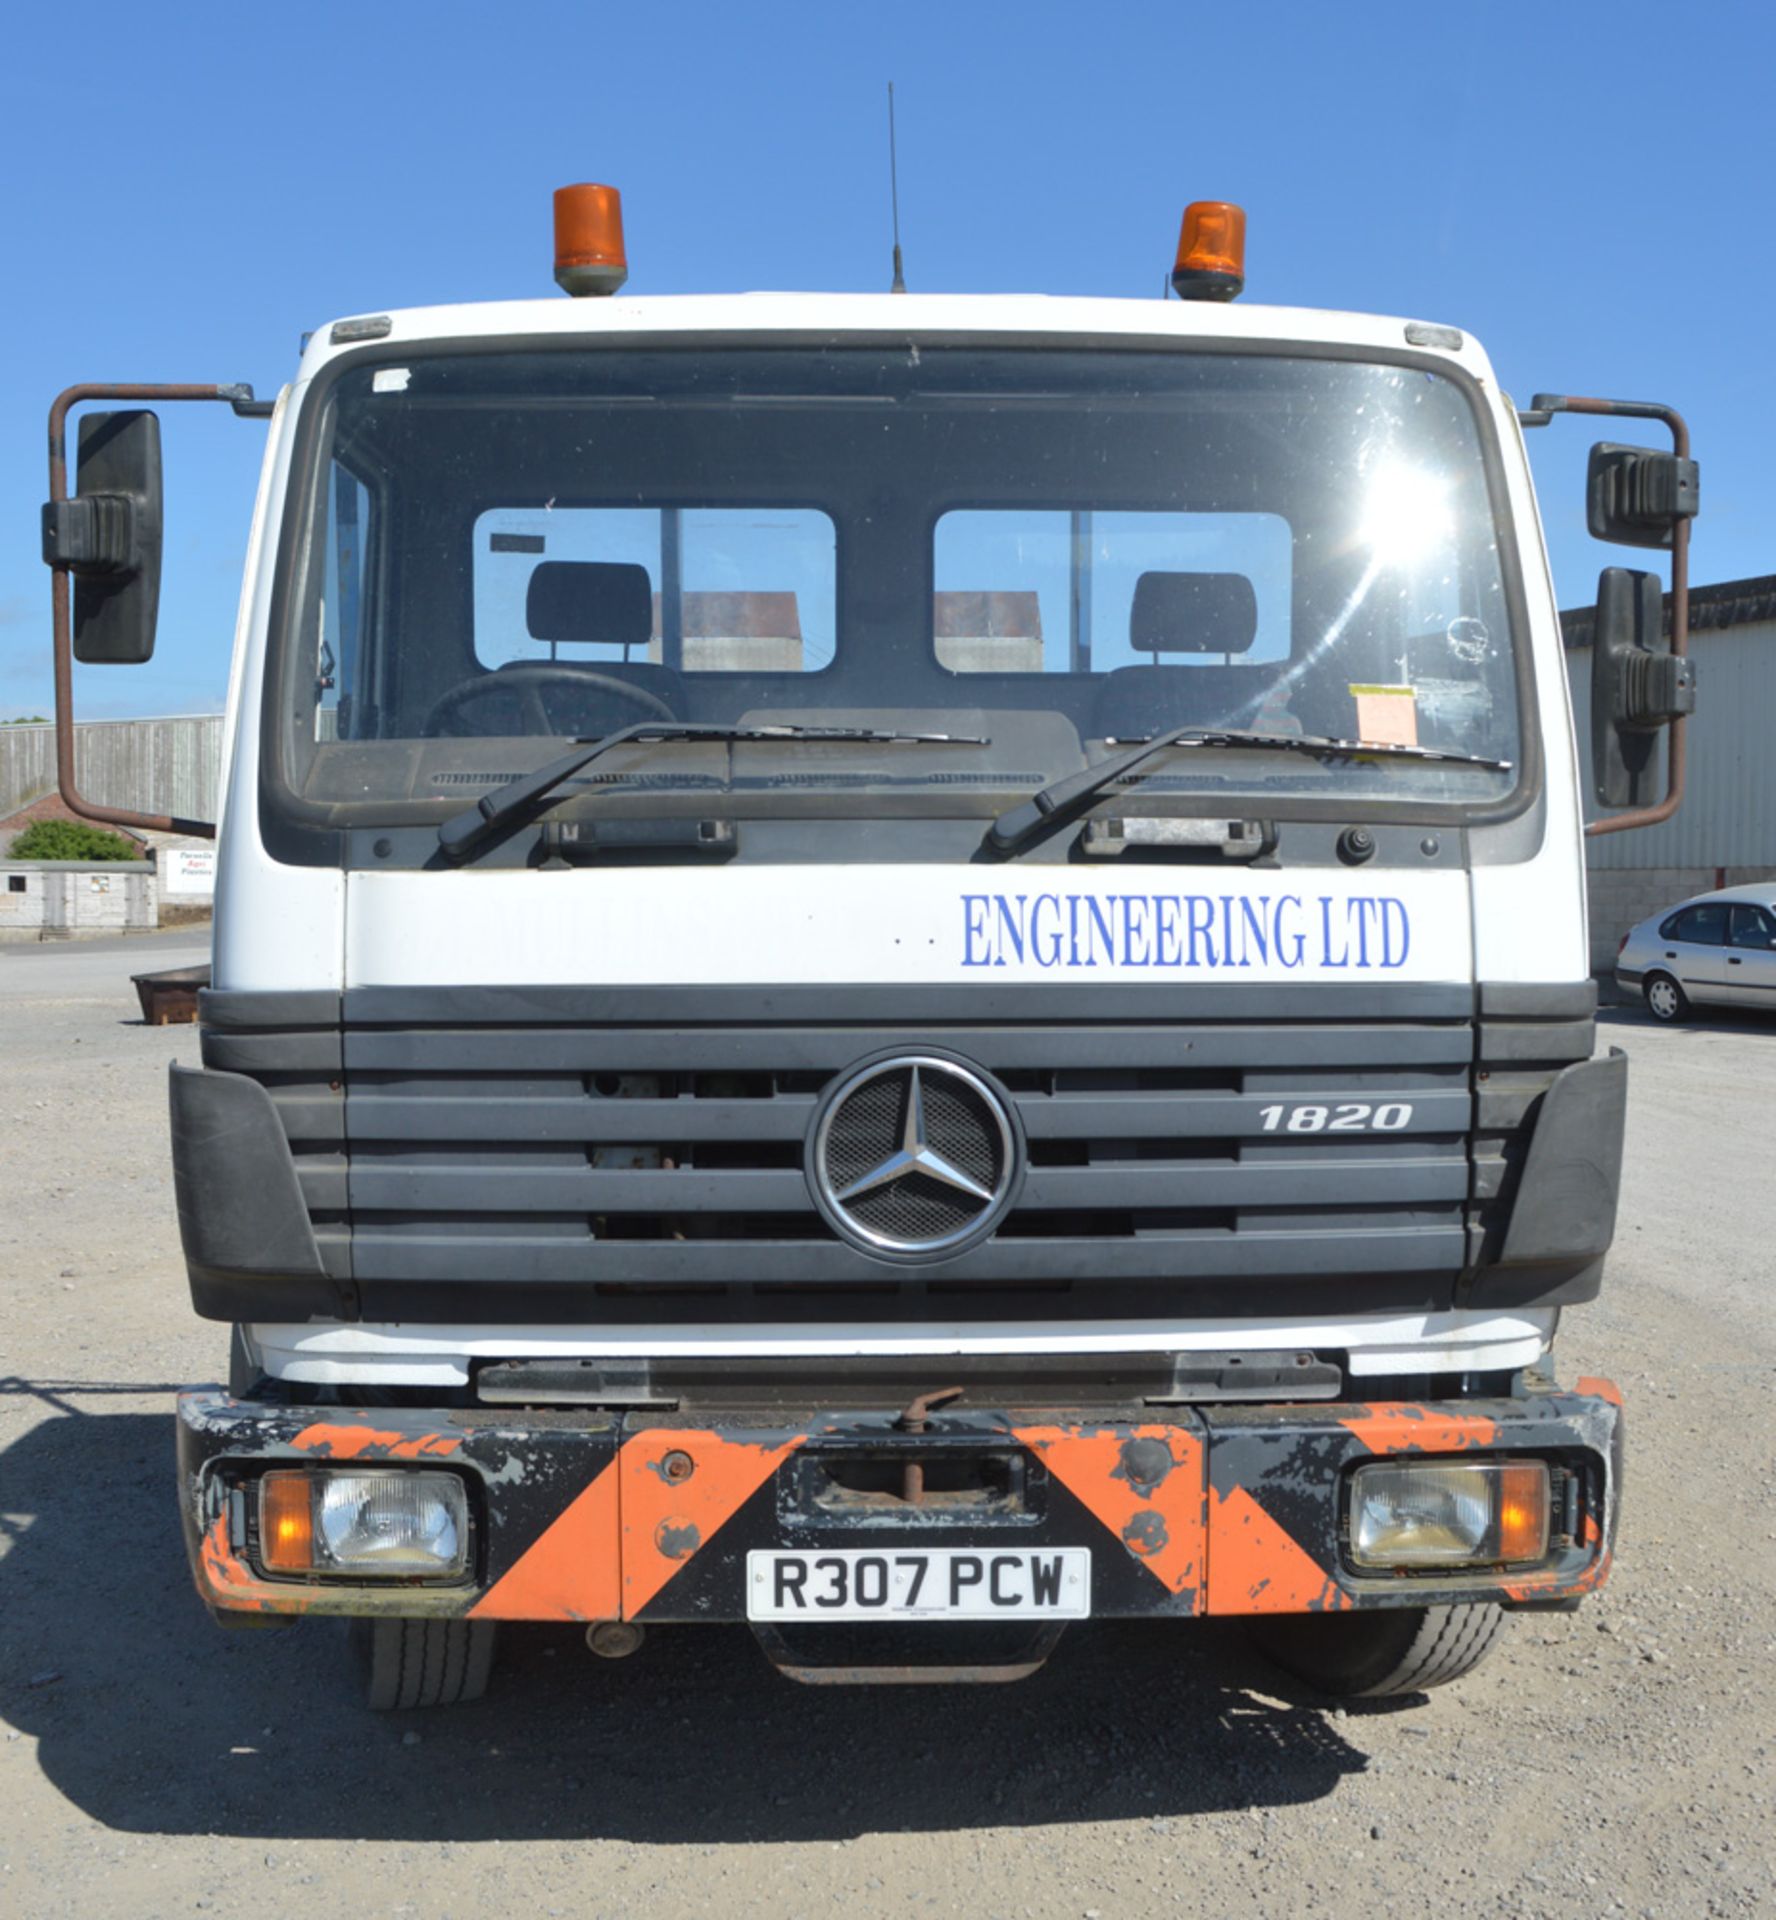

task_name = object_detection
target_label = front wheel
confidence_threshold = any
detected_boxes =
[1245,1602,1505,1697]
[1643,972,1689,1023]
[353,1618,498,1710]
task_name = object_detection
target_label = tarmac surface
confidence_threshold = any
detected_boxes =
[2,937,1772,1918]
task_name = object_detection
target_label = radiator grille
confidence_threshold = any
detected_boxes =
[197,982,1594,1324]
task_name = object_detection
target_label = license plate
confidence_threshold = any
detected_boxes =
[746,1547,1091,1621]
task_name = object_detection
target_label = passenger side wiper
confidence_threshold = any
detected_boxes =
[439,722,987,860]
[984,726,1513,855]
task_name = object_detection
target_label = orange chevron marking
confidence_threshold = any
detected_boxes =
[288,1421,464,1460]
[1015,1425,1206,1605]
[469,1461,621,1622]
[1205,1485,1351,1615]
[621,1430,804,1618]
[1336,1404,1498,1455]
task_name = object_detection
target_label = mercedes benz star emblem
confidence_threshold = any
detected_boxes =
[808,1055,1021,1259]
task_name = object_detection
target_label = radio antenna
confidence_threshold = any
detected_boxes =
[887,82,907,293]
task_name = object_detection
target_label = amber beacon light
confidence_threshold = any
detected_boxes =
[554,183,628,297]
[1172,201,1246,302]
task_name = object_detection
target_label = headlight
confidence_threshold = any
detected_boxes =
[258,1470,469,1579]
[1349,1460,1550,1570]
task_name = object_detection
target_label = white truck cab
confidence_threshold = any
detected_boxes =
[43,190,1696,1704]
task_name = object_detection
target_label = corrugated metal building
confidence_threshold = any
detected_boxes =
[1564,576,1776,968]
[0,714,223,824]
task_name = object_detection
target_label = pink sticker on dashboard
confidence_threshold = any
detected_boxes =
[1349,684,1419,749]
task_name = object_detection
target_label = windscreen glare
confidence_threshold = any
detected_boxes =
[279,346,1523,818]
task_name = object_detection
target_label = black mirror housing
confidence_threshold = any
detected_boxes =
[1586,441,1698,550]
[1591,567,1696,810]
[46,410,163,664]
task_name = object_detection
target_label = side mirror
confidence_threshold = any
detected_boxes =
[1591,567,1696,809]
[1586,441,1698,550]
[41,409,163,663]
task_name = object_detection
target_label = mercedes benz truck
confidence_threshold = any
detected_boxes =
[41,187,1697,1705]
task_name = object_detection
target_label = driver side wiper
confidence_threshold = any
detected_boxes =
[984,726,1513,855]
[439,722,987,860]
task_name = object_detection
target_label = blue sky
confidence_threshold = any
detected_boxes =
[0,0,1766,720]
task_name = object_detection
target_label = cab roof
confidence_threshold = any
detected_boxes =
[297,291,1496,387]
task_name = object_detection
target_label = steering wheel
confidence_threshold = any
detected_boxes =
[422,661,678,738]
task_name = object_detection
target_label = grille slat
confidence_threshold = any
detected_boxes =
[347,1095,818,1143]
[339,1023,1473,1075]
[1018,1087,1471,1139]
[351,1167,815,1212]
[341,1154,1469,1215]
[341,1084,1474,1145]
[345,1223,1468,1285]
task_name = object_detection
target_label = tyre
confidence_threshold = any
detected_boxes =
[353,1618,498,1710]
[1642,972,1689,1023]
[1245,1602,1505,1698]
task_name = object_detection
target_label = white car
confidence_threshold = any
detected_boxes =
[1616,884,1776,1021]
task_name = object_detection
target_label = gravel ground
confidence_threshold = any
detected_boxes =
[2,939,1773,1919]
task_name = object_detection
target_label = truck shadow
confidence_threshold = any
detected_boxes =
[0,1393,1381,1843]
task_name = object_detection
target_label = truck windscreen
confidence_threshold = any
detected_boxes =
[271,345,1526,829]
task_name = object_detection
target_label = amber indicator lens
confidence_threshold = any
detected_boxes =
[554,183,628,297]
[1349,1460,1551,1570]
[258,1471,315,1573]
[1494,1461,1552,1564]
[1172,200,1246,302]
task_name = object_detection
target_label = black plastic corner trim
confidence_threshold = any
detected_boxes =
[1463,1256,1604,1311]
[1477,981,1597,1020]
[198,988,343,1030]
[169,1063,338,1319]
[187,1271,348,1323]
[1497,1049,1627,1267]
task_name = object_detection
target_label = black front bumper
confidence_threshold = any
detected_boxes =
[178,1381,1621,1626]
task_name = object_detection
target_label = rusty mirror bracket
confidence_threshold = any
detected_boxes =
[44,382,273,839]
[1516,393,1694,839]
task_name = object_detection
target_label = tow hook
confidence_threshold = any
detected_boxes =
[894,1385,964,1504]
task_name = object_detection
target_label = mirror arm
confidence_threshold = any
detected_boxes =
[1519,393,1691,839]
[46,382,271,840]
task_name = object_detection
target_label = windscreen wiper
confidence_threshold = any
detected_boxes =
[439,722,987,860]
[984,726,1514,855]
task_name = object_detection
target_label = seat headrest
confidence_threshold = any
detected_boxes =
[526,561,654,649]
[1130,571,1259,656]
